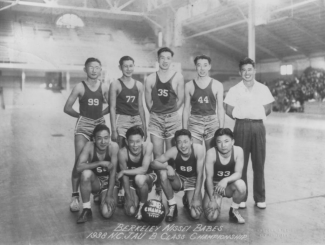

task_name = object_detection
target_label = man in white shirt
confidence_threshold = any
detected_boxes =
[223,57,274,209]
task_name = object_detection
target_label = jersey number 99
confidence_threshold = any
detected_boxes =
[88,99,99,106]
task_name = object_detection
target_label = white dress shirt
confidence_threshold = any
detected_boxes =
[224,80,274,120]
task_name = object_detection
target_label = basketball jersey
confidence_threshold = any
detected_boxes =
[116,79,139,116]
[79,81,104,120]
[213,147,235,182]
[126,147,144,181]
[91,145,111,177]
[151,72,178,114]
[191,79,216,116]
[175,145,197,178]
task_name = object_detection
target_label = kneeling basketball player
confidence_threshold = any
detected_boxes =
[203,128,246,224]
[151,129,205,222]
[117,126,156,220]
[76,124,119,223]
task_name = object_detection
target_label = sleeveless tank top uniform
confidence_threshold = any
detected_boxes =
[151,72,178,114]
[175,145,197,178]
[116,79,139,116]
[91,145,111,179]
[213,147,235,182]
[126,148,144,182]
[79,81,104,120]
[191,79,216,116]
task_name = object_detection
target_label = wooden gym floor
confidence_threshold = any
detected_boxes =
[0,85,324,245]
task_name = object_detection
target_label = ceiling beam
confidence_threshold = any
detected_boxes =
[206,34,247,57]
[290,19,325,46]
[225,29,281,59]
[184,19,246,39]
[271,0,318,14]
[117,0,135,11]
[258,27,309,57]
[0,0,147,16]
[0,0,18,12]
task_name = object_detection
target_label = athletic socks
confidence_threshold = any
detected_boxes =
[167,197,177,206]
[231,202,240,210]
[72,192,79,198]
[83,202,91,209]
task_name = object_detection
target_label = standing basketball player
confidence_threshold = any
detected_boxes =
[203,128,246,224]
[109,56,147,147]
[75,124,119,223]
[151,129,205,222]
[117,126,156,220]
[64,58,109,212]
[183,55,224,150]
[145,47,184,199]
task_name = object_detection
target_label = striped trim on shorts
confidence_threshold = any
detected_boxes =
[75,116,106,141]
[148,111,181,139]
[176,173,197,192]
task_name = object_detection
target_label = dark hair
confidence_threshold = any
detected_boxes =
[119,56,135,66]
[93,124,110,138]
[85,57,101,66]
[239,57,255,70]
[126,126,144,139]
[214,128,234,140]
[194,55,211,65]
[174,129,191,141]
[157,47,174,57]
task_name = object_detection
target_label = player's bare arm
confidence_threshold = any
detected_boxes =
[144,73,155,112]
[101,83,110,116]
[76,142,113,173]
[118,142,153,179]
[137,81,147,140]
[105,142,119,208]
[214,80,225,128]
[118,147,135,212]
[182,81,193,129]
[204,147,218,213]
[264,102,273,116]
[150,147,177,178]
[109,80,120,142]
[63,83,84,118]
[191,144,205,213]
[175,73,185,110]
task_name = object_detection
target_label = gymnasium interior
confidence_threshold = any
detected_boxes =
[0,0,324,244]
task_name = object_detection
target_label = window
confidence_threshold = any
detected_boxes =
[56,14,84,28]
[280,65,293,75]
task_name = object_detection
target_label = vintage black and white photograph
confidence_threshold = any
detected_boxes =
[0,0,324,244]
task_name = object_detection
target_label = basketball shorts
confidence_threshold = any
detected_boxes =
[116,114,142,138]
[175,173,197,192]
[148,111,181,139]
[93,175,120,195]
[188,114,219,141]
[75,116,106,141]
[128,173,157,193]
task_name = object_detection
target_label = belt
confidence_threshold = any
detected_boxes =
[237,119,263,122]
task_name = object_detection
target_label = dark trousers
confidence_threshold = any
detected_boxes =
[234,119,266,202]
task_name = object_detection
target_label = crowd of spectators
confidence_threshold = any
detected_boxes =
[269,67,325,112]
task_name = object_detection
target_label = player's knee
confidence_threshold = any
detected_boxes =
[80,170,92,183]
[159,170,168,181]
[234,179,246,195]
[101,203,114,219]
[135,175,146,188]
[205,210,219,222]
[125,205,136,216]
[190,208,201,220]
